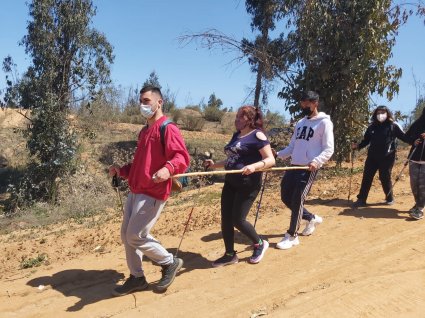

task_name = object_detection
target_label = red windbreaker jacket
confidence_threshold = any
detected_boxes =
[119,116,190,200]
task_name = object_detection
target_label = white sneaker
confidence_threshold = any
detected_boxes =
[276,233,299,250]
[302,215,323,236]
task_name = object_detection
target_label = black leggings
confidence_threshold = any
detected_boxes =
[220,174,261,253]
[357,152,395,202]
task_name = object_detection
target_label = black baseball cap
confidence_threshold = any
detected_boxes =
[300,91,319,101]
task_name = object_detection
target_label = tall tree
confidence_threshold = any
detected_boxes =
[410,97,425,122]
[143,71,162,89]
[279,0,413,163]
[140,71,176,113]
[207,93,223,109]
[11,0,114,205]
[244,0,285,108]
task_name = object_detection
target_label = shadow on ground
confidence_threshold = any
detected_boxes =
[339,206,410,219]
[27,269,124,312]
[165,248,211,275]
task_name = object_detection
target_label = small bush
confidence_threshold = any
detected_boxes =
[20,253,48,269]
[267,127,293,152]
[220,112,236,134]
[204,106,224,122]
[171,109,182,123]
[185,105,202,112]
[119,104,143,124]
[182,115,205,131]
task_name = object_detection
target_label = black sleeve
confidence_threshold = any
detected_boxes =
[394,123,414,145]
[405,122,422,141]
[357,126,372,150]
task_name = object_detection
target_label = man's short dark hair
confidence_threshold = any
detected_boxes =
[140,85,163,99]
[300,91,319,101]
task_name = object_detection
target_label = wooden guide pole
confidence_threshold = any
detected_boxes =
[172,166,309,179]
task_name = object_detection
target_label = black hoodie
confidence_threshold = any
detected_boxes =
[358,121,412,159]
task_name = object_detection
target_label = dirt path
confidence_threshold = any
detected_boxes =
[1,155,425,317]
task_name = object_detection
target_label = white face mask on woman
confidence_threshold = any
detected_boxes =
[377,113,387,123]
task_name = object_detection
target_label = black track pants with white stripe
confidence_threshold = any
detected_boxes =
[280,169,317,236]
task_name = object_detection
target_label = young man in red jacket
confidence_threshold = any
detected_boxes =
[109,85,190,296]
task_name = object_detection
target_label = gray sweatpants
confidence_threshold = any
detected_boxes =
[121,192,173,278]
[409,162,425,211]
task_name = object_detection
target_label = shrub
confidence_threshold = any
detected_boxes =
[119,104,143,124]
[220,112,236,134]
[204,106,224,122]
[171,109,182,123]
[185,105,202,112]
[267,126,293,152]
[20,253,48,269]
[182,115,205,131]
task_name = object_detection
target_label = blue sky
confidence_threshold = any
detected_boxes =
[1,0,424,119]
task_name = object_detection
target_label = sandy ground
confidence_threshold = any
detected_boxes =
[0,111,424,317]
[1,162,424,317]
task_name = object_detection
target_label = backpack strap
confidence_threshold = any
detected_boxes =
[159,119,185,190]
[160,119,174,147]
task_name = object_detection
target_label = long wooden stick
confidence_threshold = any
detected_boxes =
[173,166,309,178]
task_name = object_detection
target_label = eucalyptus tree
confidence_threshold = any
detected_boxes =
[243,0,286,108]
[207,93,223,109]
[177,0,423,162]
[411,97,425,122]
[142,71,162,90]
[278,0,417,163]
[11,0,114,204]
[178,1,289,110]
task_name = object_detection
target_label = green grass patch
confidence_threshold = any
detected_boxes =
[20,254,48,269]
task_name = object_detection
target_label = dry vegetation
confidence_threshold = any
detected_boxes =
[2,108,424,318]
[0,108,233,231]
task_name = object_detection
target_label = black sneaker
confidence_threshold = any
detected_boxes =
[156,257,183,292]
[409,205,417,213]
[352,199,367,208]
[249,239,269,264]
[112,274,148,297]
[212,251,238,268]
[410,208,424,220]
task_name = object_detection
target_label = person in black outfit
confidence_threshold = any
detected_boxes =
[405,107,425,219]
[352,105,412,207]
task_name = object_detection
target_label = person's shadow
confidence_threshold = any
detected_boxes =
[27,250,212,303]
[27,269,124,312]
[159,249,211,276]
[200,231,284,260]
[339,205,410,219]
[306,197,350,208]
[201,231,252,245]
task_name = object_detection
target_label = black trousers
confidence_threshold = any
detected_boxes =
[280,169,317,236]
[357,152,395,202]
[220,174,261,253]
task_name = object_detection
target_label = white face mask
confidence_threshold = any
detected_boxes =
[140,103,157,119]
[377,113,387,123]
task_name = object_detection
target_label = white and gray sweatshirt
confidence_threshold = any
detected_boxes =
[277,112,334,168]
